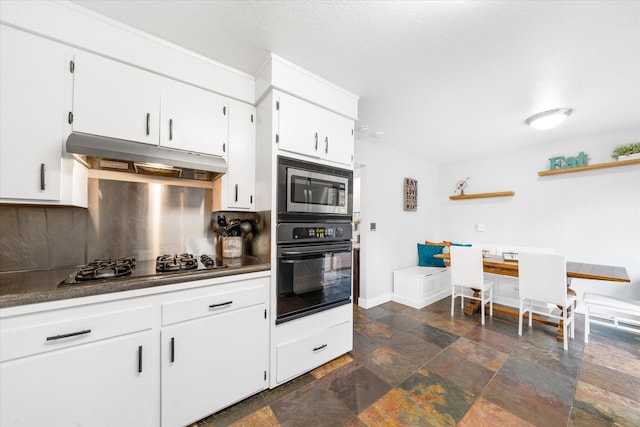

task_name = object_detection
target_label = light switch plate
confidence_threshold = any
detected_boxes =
[477,223,485,232]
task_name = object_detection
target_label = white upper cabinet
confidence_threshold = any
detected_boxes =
[276,91,354,166]
[321,107,356,166]
[214,100,256,211]
[160,79,228,157]
[0,25,64,201]
[72,51,229,158]
[72,50,161,146]
[277,92,323,158]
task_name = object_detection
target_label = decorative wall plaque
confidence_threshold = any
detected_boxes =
[403,178,417,211]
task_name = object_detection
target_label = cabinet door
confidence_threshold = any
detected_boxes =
[322,111,355,166]
[72,51,160,145]
[0,331,154,427]
[225,100,256,210]
[162,304,267,427]
[160,79,228,157]
[0,26,63,201]
[277,92,321,158]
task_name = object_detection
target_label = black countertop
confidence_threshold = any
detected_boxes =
[0,256,270,309]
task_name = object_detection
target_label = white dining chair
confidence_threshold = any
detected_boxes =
[518,252,576,351]
[450,246,494,325]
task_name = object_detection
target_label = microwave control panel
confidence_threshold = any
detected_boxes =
[292,226,345,240]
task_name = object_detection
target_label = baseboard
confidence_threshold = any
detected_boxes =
[357,292,392,309]
[392,290,449,309]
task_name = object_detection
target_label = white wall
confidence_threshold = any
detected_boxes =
[438,128,640,306]
[355,140,440,308]
[356,128,640,309]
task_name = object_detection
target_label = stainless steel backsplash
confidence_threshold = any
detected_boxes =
[0,178,268,272]
[85,178,215,262]
[0,205,88,272]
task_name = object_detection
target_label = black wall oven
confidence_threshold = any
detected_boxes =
[276,222,352,324]
[276,156,354,324]
[277,156,352,223]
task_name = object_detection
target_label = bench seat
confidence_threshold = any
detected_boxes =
[584,292,640,343]
[393,266,450,309]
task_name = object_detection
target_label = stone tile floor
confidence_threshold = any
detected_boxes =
[192,298,640,426]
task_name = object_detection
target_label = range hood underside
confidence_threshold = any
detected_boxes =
[66,132,228,174]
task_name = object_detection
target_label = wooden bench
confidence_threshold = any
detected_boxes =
[583,292,640,343]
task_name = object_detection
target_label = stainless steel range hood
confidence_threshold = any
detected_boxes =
[66,132,227,174]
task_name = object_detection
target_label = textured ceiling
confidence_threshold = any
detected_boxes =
[71,0,640,163]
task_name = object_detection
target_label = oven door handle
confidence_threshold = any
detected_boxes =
[281,243,352,257]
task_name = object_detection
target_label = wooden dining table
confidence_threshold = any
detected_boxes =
[436,253,631,341]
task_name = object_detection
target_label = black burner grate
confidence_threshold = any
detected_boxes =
[156,253,198,272]
[75,257,137,281]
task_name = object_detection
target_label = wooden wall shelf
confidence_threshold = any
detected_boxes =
[538,158,640,176]
[449,191,515,200]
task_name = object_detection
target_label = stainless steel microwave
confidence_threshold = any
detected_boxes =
[277,157,352,222]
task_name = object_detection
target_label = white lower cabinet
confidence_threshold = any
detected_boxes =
[276,320,352,384]
[161,304,268,426]
[0,305,154,427]
[160,276,269,427]
[0,273,271,427]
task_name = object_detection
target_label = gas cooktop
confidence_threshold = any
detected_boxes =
[59,253,227,287]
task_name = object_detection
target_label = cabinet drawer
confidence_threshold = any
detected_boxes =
[162,281,265,326]
[276,321,352,383]
[0,305,152,362]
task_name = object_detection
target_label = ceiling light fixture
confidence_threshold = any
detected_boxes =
[357,125,370,133]
[372,131,385,138]
[525,108,572,130]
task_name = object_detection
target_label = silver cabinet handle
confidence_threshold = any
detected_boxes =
[325,136,329,154]
[138,345,143,373]
[169,119,173,140]
[314,132,318,150]
[146,113,150,136]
